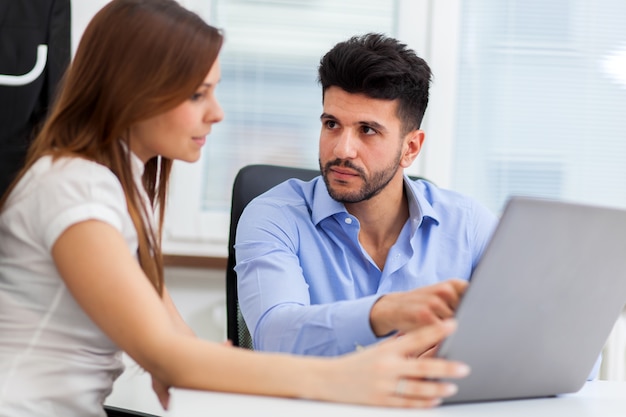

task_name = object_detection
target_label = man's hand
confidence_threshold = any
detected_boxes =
[369,279,468,337]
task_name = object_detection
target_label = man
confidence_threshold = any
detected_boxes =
[235,33,497,355]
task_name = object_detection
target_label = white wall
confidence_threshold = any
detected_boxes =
[70,0,110,54]
[164,266,226,342]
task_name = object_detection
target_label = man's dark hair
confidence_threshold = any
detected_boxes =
[318,33,432,134]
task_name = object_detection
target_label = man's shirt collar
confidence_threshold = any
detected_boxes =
[310,174,441,231]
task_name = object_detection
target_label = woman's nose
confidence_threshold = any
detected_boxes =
[205,97,224,125]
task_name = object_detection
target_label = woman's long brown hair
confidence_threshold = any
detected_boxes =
[0,0,223,295]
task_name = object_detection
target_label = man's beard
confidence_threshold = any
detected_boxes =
[320,152,402,204]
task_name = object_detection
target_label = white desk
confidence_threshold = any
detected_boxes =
[165,381,626,417]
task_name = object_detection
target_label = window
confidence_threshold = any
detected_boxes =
[164,0,626,256]
[430,0,626,214]
[164,0,411,256]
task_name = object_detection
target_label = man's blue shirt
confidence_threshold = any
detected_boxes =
[235,175,497,356]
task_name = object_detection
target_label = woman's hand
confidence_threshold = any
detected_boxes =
[317,319,469,408]
[152,375,170,410]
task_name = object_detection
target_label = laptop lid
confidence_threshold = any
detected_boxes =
[436,196,626,404]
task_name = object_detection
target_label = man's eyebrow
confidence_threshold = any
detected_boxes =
[360,120,386,132]
[320,113,388,132]
[350,119,388,135]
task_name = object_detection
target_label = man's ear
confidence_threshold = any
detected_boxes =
[400,129,425,168]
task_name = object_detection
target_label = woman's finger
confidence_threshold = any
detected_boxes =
[396,378,458,399]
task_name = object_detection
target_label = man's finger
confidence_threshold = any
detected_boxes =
[386,319,456,357]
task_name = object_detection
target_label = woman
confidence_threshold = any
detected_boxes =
[0,1,469,415]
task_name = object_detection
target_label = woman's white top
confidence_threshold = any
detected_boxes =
[0,153,148,416]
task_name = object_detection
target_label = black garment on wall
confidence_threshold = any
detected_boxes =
[0,0,71,197]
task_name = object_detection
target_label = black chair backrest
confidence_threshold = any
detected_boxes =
[226,164,319,348]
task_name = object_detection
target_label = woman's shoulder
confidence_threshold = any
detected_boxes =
[9,155,123,208]
[32,155,117,186]
[39,155,115,178]
[2,155,131,246]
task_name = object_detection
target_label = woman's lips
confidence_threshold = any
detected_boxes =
[192,136,206,146]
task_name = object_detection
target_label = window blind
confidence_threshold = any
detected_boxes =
[451,0,626,213]
[200,0,398,211]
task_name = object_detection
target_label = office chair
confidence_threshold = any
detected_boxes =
[226,164,319,348]
[104,405,160,417]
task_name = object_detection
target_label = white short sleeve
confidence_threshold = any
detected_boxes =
[12,157,133,252]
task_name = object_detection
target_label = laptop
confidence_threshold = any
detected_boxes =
[436,196,626,404]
